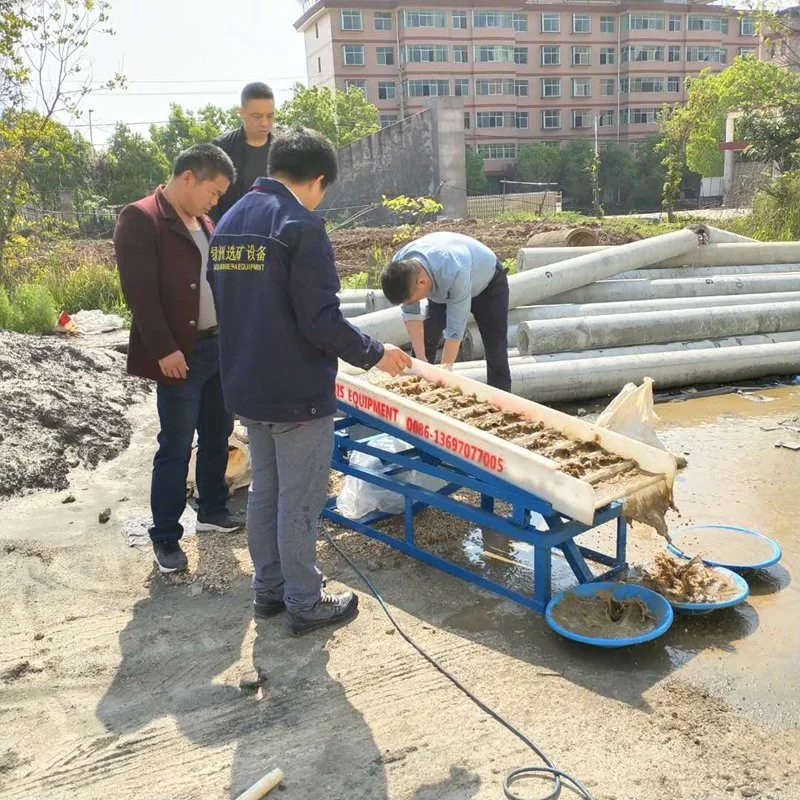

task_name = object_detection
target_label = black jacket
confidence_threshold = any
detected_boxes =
[210,127,273,223]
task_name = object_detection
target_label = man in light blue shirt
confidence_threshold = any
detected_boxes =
[381,231,511,391]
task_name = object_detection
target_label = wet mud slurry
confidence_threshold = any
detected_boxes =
[640,553,740,604]
[550,590,656,639]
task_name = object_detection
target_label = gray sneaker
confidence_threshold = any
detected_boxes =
[286,590,359,635]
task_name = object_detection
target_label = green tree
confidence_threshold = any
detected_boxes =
[739,103,800,173]
[150,103,240,163]
[465,146,487,194]
[0,0,121,284]
[276,83,379,147]
[558,140,594,208]
[598,145,636,206]
[514,142,561,186]
[630,137,669,211]
[104,124,170,206]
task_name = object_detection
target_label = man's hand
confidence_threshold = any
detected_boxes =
[158,350,189,380]
[375,344,412,377]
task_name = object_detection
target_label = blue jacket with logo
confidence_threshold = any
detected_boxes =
[208,178,384,422]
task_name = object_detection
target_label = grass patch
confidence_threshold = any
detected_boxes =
[0,283,58,334]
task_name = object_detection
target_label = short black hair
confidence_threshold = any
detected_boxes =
[268,126,338,188]
[241,82,274,105]
[173,143,236,184]
[381,259,421,305]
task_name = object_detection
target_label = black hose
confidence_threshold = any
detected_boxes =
[322,525,597,800]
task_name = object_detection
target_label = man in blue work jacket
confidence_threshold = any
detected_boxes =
[381,232,511,391]
[209,126,410,635]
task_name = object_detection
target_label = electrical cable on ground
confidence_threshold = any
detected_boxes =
[321,524,597,800]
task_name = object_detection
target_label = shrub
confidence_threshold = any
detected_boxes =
[6,283,58,334]
[0,284,10,329]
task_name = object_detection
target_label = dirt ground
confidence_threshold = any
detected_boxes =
[1,373,798,799]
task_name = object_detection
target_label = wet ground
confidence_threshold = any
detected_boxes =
[0,386,798,799]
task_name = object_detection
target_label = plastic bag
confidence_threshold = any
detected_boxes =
[336,434,447,520]
[596,378,666,451]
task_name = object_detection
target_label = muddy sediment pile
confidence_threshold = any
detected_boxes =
[551,590,656,639]
[642,552,739,604]
[0,331,149,497]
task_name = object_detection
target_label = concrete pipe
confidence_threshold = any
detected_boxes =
[507,291,800,323]
[703,225,758,244]
[548,274,800,305]
[460,326,519,362]
[516,301,800,355]
[457,341,800,402]
[507,228,702,309]
[340,302,368,318]
[453,331,800,371]
[656,242,800,269]
[338,289,373,303]
[618,264,799,280]
[365,290,394,313]
[525,227,602,247]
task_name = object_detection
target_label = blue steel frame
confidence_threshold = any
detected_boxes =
[323,403,628,614]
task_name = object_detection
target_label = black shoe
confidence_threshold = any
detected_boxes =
[286,590,359,635]
[254,596,286,620]
[196,510,243,533]
[153,540,188,573]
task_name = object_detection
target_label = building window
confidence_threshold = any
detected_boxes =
[600,48,615,65]
[403,9,446,28]
[476,79,505,95]
[454,45,468,64]
[345,79,367,98]
[573,14,591,33]
[628,13,665,30]
[541,46,561,66]
[514,111,529,129]
[541,78,561,98]
[376,46,395,66]
[667,76,680,92]
[513,79,529,97]
[599,110,615,127]
[476,143,517,160]
[572,78,591,97]
[687,15,728,33]
[375,11,393,31]
[572,46,591,66]
[477,111,505,128]
[378,81,396,100]
[404,45,448,63]
[541,13,560,33]
[624,77,665,93]
[739,46,757,56]
[739,16,756,36]
[473,11,515,28]
[668,45,681,62]
[453,10,467,29]
[572,110,592,129]
[629,108,659,124]
[542,110,561,130]
[622,46,665,63]
[404,79,450,97]
[342,45,365,66]
[514,46,528,65]
[455,78,469,97]
[600,79,615,96]
[687,46,728,64]
[379,114,398,128]
[464,112,470,129]
[341,10,362,31]
[600,15,615,33]
[475,45,517,63]
[669,15,681,32]
[513,13,528,32]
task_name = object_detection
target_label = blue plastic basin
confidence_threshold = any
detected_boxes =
[668,524,782,573]
[545,582,673,648]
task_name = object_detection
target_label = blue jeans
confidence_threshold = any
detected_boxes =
[149,336,233,542]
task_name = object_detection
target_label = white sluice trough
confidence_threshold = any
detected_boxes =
[336,359,677,526]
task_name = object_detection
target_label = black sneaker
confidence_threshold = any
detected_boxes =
[196,510,243,533]
[286,590,359,635]
[253,596,286,620]
[153,540,188,573]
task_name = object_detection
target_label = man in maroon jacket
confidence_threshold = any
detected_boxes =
[114,143,241,574]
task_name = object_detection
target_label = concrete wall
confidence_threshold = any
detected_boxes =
[319,98,467,224]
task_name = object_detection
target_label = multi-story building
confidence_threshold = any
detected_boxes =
[294,1,758,173]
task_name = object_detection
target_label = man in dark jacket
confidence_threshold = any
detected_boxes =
[114,143,242,575]
[209,127,410,635]
[210,82,275,223]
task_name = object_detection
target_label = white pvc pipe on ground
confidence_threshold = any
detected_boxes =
[507,228,701,310]
[506,291,800,323]
[548,274,800,304]
[516,301,800,355]
[458,342,800,402]
[453,331,800,370]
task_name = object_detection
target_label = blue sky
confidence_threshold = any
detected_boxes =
[61,0,308,144]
